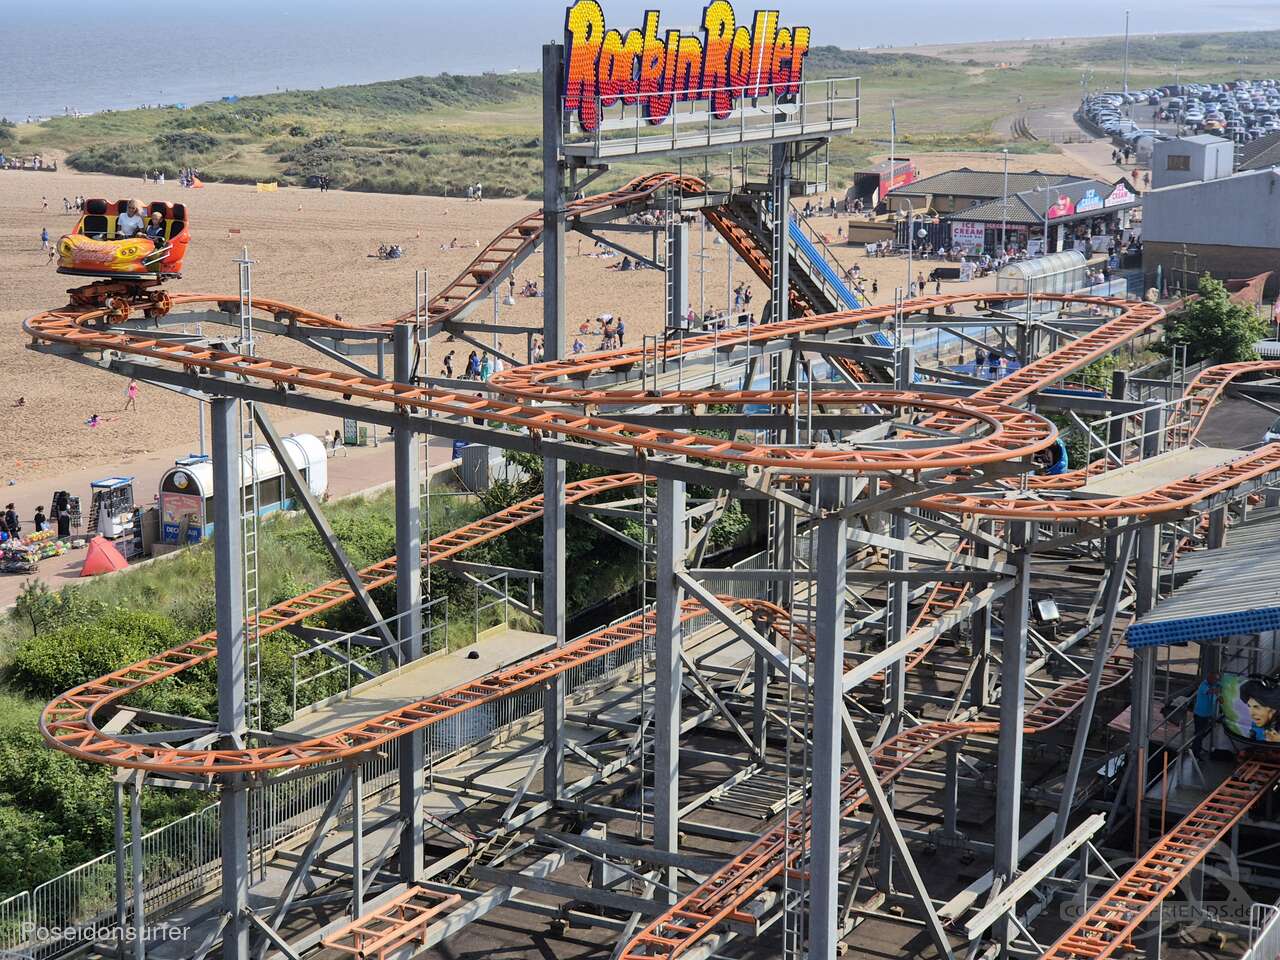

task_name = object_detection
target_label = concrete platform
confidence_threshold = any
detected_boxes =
[281,628,555,739]
[1076,446,1246,498]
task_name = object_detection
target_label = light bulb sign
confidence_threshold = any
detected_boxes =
[563,0,814,133]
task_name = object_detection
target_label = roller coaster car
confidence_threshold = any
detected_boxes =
[57,199,189,279]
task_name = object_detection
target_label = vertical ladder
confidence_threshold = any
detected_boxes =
[769,149,789,325]
[780,493,813,960]
[636,475,659,841]
[415,270,433,635]
[236,248,263,735]
[662,187,677,334]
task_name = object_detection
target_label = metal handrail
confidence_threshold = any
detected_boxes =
[290,599,449,719]
[565,76,860,157]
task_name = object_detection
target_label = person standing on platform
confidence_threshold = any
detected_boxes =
[1192,673,1220,759]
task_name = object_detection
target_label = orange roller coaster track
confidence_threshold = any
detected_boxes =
[1039,760,1280,960]
[618,656,1135,959]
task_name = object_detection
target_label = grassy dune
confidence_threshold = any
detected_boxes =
[16,31,1280,198]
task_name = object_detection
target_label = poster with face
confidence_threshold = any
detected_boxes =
[1048,195,1076,219]
[1221,674,1280,744]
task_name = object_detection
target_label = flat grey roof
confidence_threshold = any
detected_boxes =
[1127,527,1280,648]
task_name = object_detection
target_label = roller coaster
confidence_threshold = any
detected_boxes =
[15,51,1280,960]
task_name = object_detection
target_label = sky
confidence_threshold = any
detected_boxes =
[8,1,1280,119]
[13,0,1280,74]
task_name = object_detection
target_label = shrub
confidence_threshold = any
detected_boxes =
[12,609,183,698]
[1159,274,1269,365]
[153,130,219,154]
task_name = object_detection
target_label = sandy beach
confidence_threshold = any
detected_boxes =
[0,148,1098,488]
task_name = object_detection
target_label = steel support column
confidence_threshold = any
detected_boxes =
[393,324,425,884]
[1054,527,1137,846]
[970,521,994,710]
[114,781,128,960]
[654,477,686,899]
[1207,505,1227,550]
[542,42,567,362]
[812,476,848,958]
[993,520,1031,959]
[212,396,250,960]
[668,221,689,331]
[541,46,569,803]
[129,775,144,960]
[1131,522,1159,858]
[770,142,791,326]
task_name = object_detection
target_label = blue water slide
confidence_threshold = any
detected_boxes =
[788,220,862,311]
[788,218,911,376]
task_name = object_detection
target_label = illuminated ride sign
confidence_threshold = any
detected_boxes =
[563,0,813,132]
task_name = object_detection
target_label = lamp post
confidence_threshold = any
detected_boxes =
[1040,176,1051,256]
[1001,148,1009,256]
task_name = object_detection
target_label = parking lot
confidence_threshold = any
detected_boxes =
[1084,79,1280,155]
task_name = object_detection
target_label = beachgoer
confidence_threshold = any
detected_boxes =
[480,353,493,381]
[442,351,455,379]
[572,336,585,355]
[124,379,139,411]
[86,414,101,428]
[4,503,18,539]
[33,506,46,533]
[116,201,145,239]
[465,351,480,380]
[40,227,49,251]
[56,505,71,538]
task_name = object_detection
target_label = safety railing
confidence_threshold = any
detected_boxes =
[1085,397,1178,479]
[290,599,450,719]
[0,587,667,960]
[788,209,862,311]
[472,572,511,640]
[1244,902,1280,960]
[563,77,860,159]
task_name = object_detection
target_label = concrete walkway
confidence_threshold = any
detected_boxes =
[0,417,456,609]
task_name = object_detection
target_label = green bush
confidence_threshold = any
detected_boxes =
[1160,274,1269,365]
[12,609,184,698]
[153,130,219,153]
[0,807,67,893]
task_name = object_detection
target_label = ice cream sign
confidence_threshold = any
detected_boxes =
[563,1,814,132]
[1076,189,1104,214]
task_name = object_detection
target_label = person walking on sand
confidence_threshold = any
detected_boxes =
[33,506,46,533]
[124,379,139,411]
[41,196,48,212]
[442,351,455,379]
[41,227,49,251]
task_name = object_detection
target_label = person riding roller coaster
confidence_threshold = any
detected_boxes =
[1035,438,1070,476]
[56,198,190,279]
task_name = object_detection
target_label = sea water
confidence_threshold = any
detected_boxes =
[6,0,1280,122]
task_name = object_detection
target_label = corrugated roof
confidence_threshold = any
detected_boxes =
[1126,532,1280,648]
[947,178,1138,225]
[893,167,1076,199]
[1239,132,1280,172]
[947,196,1043,225]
